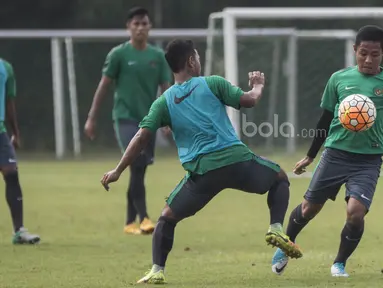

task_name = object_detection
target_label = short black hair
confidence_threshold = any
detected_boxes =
[165,39,196,73]
[355,25,383,48]
[127,7,149,22]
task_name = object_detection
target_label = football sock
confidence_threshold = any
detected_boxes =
[152,216,177,267]
[267,178,290,226]
[286,203,310,242]
[333,221,364,265]
[4,171,23,232]
[127,165,149,223]
[126,191,137,224]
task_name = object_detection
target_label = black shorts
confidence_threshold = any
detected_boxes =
[0,132,17,167]
[113,119,156,168]
[304,148,382,210]
[166,156,281,219]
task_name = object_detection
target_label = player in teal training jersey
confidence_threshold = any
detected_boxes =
[0,58,40,244]
[271,25,383,277]
[100,39,303,284]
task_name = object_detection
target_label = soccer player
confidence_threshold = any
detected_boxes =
[0,58,40,244]
[84,7,172,235]
[100,39,303,284]
[271,25,383,277]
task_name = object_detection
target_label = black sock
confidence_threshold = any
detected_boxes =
[286,204,310,242]
[126,191,137,224]
[4,171,23,232]
[267,178,290,226]
[129,165,149,222]
[152,216,177,267]
[333,221,364,265]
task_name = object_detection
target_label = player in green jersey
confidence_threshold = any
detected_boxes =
[0,58,40,244]
[85,7,172,235]
[100,39,302,284]
[271,25,383,277]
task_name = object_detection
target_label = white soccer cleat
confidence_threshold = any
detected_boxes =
[271,248,289,275]
[331,263,349,277]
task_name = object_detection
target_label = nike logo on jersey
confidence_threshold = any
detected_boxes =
[345,86,357,90]
[174,85,199,104]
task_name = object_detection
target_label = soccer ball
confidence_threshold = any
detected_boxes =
[338,94,376,132]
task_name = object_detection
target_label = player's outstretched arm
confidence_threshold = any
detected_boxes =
[101,128,152,191]
[84,76,113,140]
[294,109,333,174]
[239,71,265,108]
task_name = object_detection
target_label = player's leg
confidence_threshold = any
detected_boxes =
[137,167,232,284]
[331,154,381,277]
[237,157,301,258]
[272,148,346,275]
[114,120,155,234]
[0,132,40,244]
[138,132,157,233]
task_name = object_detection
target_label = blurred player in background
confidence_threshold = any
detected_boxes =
[85,7,172,235]
[0,58,40,244]
[100,39,303,284]
[271,25,383,277]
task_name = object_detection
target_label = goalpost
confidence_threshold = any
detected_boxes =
[206,7,383,153]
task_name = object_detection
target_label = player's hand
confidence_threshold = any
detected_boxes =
[84,118,96,140]
[11,134,20,149]
[248,71,265,87]
[100,169,121,191]
[161,126,172,137]
[293,156,314,175]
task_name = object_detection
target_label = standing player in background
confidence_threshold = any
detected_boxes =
[100,39,303,284]
[0,58,40,244]
[84,7,172,235]
[271,25,383,277]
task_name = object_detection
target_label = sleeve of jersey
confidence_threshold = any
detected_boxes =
[102,47,120,79]
[139,96,171,132]
[4,61,16,98]
[158,51,172,84]
[320,74,338,112]
[205,75,244,109]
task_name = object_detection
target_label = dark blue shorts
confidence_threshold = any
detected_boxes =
[0,132,17,167]
[304,148,382,210]
[113,119,156,168]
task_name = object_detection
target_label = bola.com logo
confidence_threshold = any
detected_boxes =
[241,114,326,138]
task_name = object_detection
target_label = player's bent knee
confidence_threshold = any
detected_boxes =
[347,197,367,225]
[301,199,323,220]
[1,165,18,178]
[161,204,183,223]
[277,169,289,184]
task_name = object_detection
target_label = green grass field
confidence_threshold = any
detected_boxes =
[0,153,383,287]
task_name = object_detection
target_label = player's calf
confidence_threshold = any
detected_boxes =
[138,207,180,284]
[2,168,24,233]
[265,170,302,259]
[332,197,366,276]
[2,168,40,245]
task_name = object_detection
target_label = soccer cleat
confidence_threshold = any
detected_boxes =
[12,227,40,244]
[331,263,349,277]
[123,223,142,235]
[140,218,155,234]
[265,225,302,259]
[137,268,166,284]
[271,248,289,275]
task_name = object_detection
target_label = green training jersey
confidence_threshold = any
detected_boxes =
[139,75,256,175]
[321,66,383,154]
[102,42,172,122]
[0,59,16,133]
